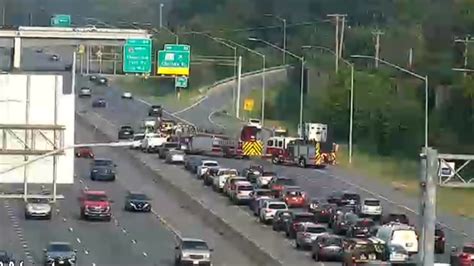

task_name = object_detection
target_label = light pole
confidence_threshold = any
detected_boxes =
[249,37,305,133]
[351,54,429,149]
[215,38,266,126]
[159,3,164,28]
[264,14,287,64]
[302,45,355,164]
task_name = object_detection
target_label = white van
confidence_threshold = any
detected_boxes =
[376,223,418,255]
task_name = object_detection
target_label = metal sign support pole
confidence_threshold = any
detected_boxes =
[422,147,437,266]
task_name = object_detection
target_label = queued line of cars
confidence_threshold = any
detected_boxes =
[75,81,473,265]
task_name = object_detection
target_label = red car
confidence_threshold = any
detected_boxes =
[282,187,307,208]
[75,147,94,158]
[450,243,474,266]
[79,190,112,221]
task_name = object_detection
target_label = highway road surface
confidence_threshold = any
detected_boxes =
[0,45,257,265]
[75,73,474,265]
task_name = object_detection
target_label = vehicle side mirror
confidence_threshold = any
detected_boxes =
[43,249,47,252]
[175,246,179,250]
[209,248,214,252]
[74,249,78,252]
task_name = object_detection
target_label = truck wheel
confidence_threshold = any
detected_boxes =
[299,158,306,168]
[272,156,279,164]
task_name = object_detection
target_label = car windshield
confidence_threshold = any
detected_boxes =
[81,87,90,91]
[250,119,260,123]
[182,241,208,250]
[294,214,314,223]
[269,203,287,209]
[307,227,327,234]
[164,143,179,148]
[323,237,343,246]
[388,214,409,223]
[364,199,380,206]
[28,198,49,204]
[171,150,185,155]
[262,172,275,176]
[48,244,72,252]
[342,193,360,201]
[286,191,303,197]
[462,246,474,254]
[85,194,108,201]
[356,220,375,227]
[121,126,132,130]
[94,160,113,166]
[278,179,296,185]
[130,194,148,200]
[256,190,273,197]
[238,185,253,191]
[204,162,219,167]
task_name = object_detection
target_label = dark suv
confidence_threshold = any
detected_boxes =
[148,105,163,117]
[90,158,117,181]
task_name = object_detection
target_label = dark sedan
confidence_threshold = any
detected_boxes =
[272,210,292,231]
[346,218,375,238]
[92,98,106,108]
[124,191,151,212]
[118,125,134,140]
[311,234,344,262]
[90,159,116,181]
[0,250,15,264]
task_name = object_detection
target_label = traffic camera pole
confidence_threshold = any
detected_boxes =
[420,147,438,266]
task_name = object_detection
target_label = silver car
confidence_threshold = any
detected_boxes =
[175,238,213,266]
[25,197,52,219]
[295,223,328,250]
[166,150,185,164]
[43,242,77,265]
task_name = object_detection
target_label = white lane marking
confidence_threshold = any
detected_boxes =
[142,252,148,257]
[76,238,82,244]
[150,209,182,239]
[92,263,96,266]
[172,95,209,115]
[84,249,90,255]
[317,170,465,236]
[3,200,35,264]
[208,110,226,129]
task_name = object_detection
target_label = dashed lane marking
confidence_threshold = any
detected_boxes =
[3,201,35,264]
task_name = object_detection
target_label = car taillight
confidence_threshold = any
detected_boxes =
[440,237,445,241]
[352,256,356,262]
[321,210,326,214]
[459,253,470,259]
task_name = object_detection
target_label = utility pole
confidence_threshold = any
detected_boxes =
[327,14,347,73]
[372,29,384,68]
[235,56,242,119]
[420,147,438,266]
[2,5,5,26]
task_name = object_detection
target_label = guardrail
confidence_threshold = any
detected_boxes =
[198,64,291,94]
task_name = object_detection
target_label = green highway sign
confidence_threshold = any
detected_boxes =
[50,14,71,27]
[164,44,190,52]
[157,44,191,76]
[175,76,188,88]
[123,39,152,73]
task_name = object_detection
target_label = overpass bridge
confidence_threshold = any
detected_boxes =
[0,26,152,69]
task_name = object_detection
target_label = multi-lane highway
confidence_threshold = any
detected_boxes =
[0,45,259,265]
[74,73,474,265]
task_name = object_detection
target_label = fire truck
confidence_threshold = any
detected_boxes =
[267,123,337,168]
[218,125,264,158]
